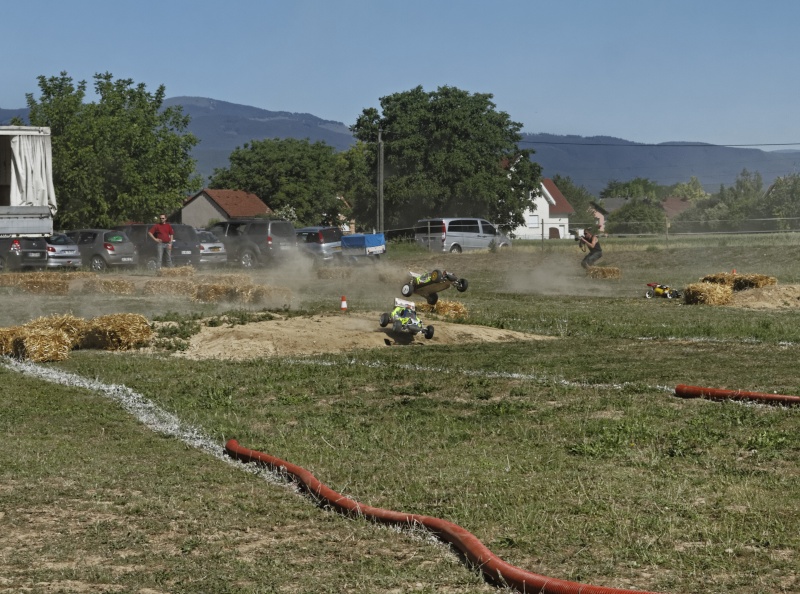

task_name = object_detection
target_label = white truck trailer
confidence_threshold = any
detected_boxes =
[0,126,57,238]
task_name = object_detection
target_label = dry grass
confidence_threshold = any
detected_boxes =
[419,300,468,319]
[82,277,136,295]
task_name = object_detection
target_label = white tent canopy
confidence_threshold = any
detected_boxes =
[1,126,58,213]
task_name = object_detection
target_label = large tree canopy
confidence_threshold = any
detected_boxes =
[350,85,542,230]
[26,71,201,229]
[209,137,343,226]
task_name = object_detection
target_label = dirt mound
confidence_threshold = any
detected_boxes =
[727,284,800,309]
[173,313,553,361]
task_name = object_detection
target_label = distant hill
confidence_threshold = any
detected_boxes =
[4,98,799,195]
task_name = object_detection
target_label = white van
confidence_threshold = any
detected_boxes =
[414,218,512,253]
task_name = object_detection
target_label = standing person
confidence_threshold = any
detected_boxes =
[579,228,602,269]
[148,214,174,268]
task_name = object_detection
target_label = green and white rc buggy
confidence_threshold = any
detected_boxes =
[379,298,434,339]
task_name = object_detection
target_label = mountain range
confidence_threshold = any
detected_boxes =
[4,96,799,196]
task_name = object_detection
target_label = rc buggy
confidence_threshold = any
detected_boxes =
[401,269,468,305]
[645,282,682,299]
[379,298,435,339]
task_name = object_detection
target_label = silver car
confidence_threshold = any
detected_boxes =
[65,229,139,272]
[196,229,227,267]
[413,218,512,253]
[45,233,82,269]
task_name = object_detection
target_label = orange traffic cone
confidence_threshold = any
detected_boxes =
[340,295,348,313]
[732,269,736,275]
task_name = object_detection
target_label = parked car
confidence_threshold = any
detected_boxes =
[195,229,227,267]
[0,237,48,272]
[413,218,511,253]
[65,229,139,272]
[112,223,200,270]
[295,226,343,262]
[45,233,82,269]
[207,218,297,268]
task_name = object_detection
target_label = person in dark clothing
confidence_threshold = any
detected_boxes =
[579,228,602,269]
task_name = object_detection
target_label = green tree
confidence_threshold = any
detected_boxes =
[605,198,665,234]
[551,175,596,227]
[26,71,201,229]
[350,85,542,230]
[600,177,660,201]
[209,137,343,226]
[758,173,800,230]
[669,176,709,202]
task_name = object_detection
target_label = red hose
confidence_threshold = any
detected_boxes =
[675,384,800,405]
[224,439,663,594]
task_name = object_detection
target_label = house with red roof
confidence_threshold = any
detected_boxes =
[512,178,575,239]
[180,188,272,228]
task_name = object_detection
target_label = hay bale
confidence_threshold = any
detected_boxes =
[83,277,135,295]
[192,283,237,303]
[316,266,352,280]
[586,266,621,279]
[419,300,468,319]
[142,279,195,296]
[18,277,69,295]
[732,274,777,291]
[23,314,90,348]
[0,273,24,287]
[12,328,71,362]
[196,273,251,286]
[83,313,152,351]
[700,272,735,287]
[157,265,195,277]
[684,282,733,305]
[0,327,20,356]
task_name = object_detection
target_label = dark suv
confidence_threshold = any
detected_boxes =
[0,237,48,271]
[113,223,201,270]
[207,219,297,268]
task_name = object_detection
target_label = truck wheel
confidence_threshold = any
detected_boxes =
[455,278,469,292]
[240,250,256,268]
[426,292,439,306]
[379,313,390,327]
[424,325,435,339]
[401,284,413,297]
[449,244,462,253]
[91,255,107,272]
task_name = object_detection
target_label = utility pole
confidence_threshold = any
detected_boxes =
[377,128,384,232]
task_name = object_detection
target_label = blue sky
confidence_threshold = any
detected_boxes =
[4,0,799,148]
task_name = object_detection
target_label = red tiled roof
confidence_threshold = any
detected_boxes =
[542,178,575,215]
[661,196,692,219]
[191,189,272,218]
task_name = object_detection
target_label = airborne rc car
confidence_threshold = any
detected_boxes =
[401,269,468,305]
[645,282,682,299]
[379,298,434,339]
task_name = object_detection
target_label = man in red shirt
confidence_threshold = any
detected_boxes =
[148,214,174,268]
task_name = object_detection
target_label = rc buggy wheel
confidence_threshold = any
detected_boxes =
[665,291,673,299]
[426,292,439,306]
[379,313,390,327]
[429,270,442,282]
[401,284,413,297]
[455,278,469,292]
[645,289,654,299]
[424,325,434,339]
[670,290,682,299]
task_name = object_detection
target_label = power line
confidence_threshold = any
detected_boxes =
[518,139,800,148]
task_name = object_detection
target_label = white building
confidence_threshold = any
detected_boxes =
[512,178,575,240]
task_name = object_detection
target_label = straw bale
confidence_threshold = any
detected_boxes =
[83,313,153,350]
[18,276,70,295]
[23,313,90,348]
[192,283,237,303]
[700,272,735,287]
[12,328,71,362]
[196,273,251,286]
[419,300,468,319]
[732,274,777,291]
[317,266,352,279]
[0,273,24,287]
[142,279,195,296]
[83,277,136,295]
[157,265,195,277]
[586,266,621,279]
[0,327,20,355]
[683,282,733,305]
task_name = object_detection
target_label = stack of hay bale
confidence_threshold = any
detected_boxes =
[587,266,621,279]
[0,313,152,363]
[684,272,777,305]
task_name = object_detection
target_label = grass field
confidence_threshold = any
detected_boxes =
[1,234,798,594]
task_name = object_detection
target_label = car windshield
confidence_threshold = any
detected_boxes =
[48,234,74,245]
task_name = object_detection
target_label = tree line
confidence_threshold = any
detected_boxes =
[17,71,800,235]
